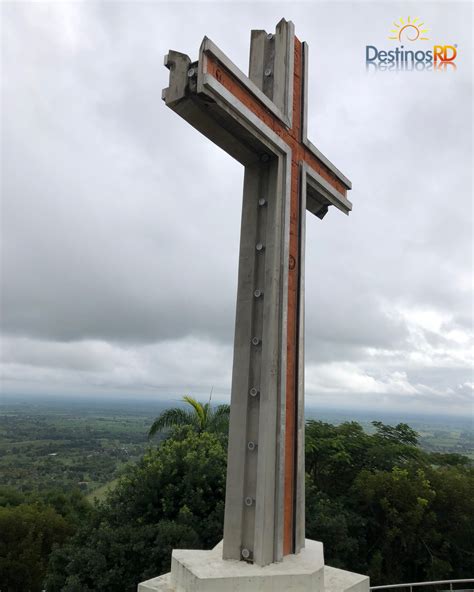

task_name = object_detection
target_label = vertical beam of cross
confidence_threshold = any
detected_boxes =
[162,18,352,568]
[284,33,303,558]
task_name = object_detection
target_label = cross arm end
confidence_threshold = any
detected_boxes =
[305,165,353,218]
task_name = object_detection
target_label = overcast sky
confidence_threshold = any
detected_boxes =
[1,1,472,417]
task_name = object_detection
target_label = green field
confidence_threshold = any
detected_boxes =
[1,398,472,498]
[0,398,170,497]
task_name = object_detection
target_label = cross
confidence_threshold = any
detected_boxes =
[163,19,352,568]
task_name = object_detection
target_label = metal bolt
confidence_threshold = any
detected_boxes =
[248,441,256,451]
[264,68,272,77]
[256,243,264,252]
[251,337,260,346]
[258,198,267,207]
[245,496,254,507]
[249,387,259,397]
[187,68,196,78]
[260,153,270,163]
[242,548,251,559]
[254,289,262,298]
[267,33,273,40]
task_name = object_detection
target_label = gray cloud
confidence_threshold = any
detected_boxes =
[1,2,472,415]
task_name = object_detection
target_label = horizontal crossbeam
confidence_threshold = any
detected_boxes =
[163,37,352,218]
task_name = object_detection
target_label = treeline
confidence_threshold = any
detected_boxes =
[304,421,473,580]
[0,420,473,591]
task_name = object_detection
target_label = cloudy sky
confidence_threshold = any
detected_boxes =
[1,1,472,417]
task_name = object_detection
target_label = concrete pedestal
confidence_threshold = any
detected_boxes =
[137,540,369,592]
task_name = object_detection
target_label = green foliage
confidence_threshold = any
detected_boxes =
[305,420,474,583]
[148,396,230,438]
[46,429,227,592]
[0,503,73,592]
[305,420,423,499]
[428,452,471,467]
[2,404,472,591]
[427,465,474,577]
[305,482,363,569]
[353,466,437,581]
[106,427,227,543]
[31,489,92,526]
[306,421,371,496]
[351,463,474,580]
[46,521,200,592]
[371,421,419,445]
[0,486,26,507]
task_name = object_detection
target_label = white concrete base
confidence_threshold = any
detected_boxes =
[138,540,369,592]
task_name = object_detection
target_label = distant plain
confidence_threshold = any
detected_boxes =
[1,395,472,500]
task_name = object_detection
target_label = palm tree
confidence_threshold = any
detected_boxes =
[148,395,230,439]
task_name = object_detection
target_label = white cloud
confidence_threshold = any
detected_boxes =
[1,335,232,396]
[306,363,418,396]
[1,2,472,417]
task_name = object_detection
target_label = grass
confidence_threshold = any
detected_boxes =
[86,477,120,502]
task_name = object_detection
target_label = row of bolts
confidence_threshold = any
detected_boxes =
[241,192,269,561]
[184,34,275,563]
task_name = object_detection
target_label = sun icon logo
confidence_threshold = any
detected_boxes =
[389,17,429,41]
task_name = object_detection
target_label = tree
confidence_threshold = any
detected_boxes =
[0,486,25,507]
[41,417,473,590]
[305,421,371,497]
[304,420,473,583]
[428,452,471,467]
[352,466,438,582]
[367,421,422,471]
[305,479,363,570]
[0,503,73,592]
[46,428,227,592]
[148,396,230,439]
[427,465,474,577]
[305,420,424,498]
[30,489,91,526]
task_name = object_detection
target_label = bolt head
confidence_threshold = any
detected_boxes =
[248,441,256,451]
[264,68,272,77]
[258,198,267,207]
[249,387,259,397]
[254,289,262,298]
[245,496,253,506]
[242,548,250,559]
[187,68,196,78]
[256,243,264,252]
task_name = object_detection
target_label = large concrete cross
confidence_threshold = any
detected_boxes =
[163,19,352,568]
